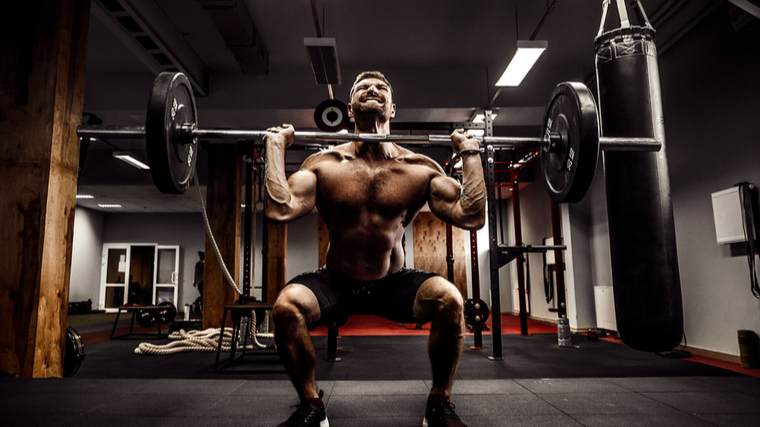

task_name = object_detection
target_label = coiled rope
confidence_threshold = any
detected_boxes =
[136,174,274,355]
[135,310,274,355]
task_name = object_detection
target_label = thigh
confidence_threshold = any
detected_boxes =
[286,268,356,328]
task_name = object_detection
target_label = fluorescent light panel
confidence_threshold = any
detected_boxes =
[472,114,497,123]
[76,194,94,199]
[97,204,122,208]
[496,40,548,87]
[112,152,150,170]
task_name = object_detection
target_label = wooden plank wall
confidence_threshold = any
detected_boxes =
[265,222,287,302]
[203,146,241,329]
[0,0,91,378]
[413,212,468,299]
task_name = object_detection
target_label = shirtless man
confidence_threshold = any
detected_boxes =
[265,71,485,427]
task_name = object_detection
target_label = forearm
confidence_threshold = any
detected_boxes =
[265,136,291,205]
[458,152,486,216]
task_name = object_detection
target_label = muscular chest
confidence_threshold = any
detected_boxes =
[316,159,430,216]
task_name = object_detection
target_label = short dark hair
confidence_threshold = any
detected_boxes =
[349,71,393,100]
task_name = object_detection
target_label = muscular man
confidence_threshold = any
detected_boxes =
[265,71,485,427]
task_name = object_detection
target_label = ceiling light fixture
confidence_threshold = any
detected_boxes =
[112,152,150,170]
[76,195,94,199]
[472,113,498,123]
[495,40,548,87]
[97,204,122,209]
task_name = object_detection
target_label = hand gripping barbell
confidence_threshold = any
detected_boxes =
[76,72,661,203]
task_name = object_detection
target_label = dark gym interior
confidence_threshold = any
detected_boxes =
[2,1,759,426]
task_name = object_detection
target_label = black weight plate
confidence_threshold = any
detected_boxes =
[540,82,600,203]
[158,301,177,324]
[464,299,490,325]
[314,99,349,132]
[137,309,158,328]
[63,326,84,378]
[146,72,198,194]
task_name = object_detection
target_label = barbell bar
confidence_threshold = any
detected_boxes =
[76,72,663,202]
[76,124,660,151]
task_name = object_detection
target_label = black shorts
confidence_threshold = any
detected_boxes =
[286,267,440,328]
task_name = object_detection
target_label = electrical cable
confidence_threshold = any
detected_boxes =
[738,182,760,299]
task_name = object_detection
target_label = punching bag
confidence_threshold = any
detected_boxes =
[595,0,683,352]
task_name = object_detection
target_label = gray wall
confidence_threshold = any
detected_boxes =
[658,6,760,356]
[70,207,104,304]
[102,213,206,308]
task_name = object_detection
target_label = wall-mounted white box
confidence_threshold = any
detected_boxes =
[711,187,747,245]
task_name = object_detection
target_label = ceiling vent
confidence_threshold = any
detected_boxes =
[93,0,209,95]
[304,38,341,85]
[198,0,269,75]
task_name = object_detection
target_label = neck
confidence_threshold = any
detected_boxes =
[351,114,397,159]
[353,115,391,135]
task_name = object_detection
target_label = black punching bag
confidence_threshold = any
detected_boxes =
[595,0,683,352]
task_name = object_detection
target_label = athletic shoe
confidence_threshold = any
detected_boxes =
[423,400,467,427]
[278,399,329,427]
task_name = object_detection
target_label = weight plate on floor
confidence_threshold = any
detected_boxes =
[146,72,198,194]
[158,302,177,324]
[63,326,85,378]
[137,309,158,328]
[540,82,600,203]
[314,99,349,132]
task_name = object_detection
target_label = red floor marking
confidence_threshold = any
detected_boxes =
[309,314,556,336]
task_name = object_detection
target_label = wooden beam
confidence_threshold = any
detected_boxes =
[0,0,91,378]
[203,145,241,329]
[318,214,329,268]
[265,222,287,303]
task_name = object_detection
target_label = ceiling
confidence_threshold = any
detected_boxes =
[76,0,726,213]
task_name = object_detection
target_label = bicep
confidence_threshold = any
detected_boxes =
[428,175,462,217]
[287,170,318,208]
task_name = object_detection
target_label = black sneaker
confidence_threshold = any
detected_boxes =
[423,400,467,427]
[278,399,328,427]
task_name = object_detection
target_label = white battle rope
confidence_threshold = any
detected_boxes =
[139,181,274,356]
[135,311,274,355]
[194,172,243,296]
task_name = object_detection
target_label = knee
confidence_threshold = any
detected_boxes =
[440,285,464,320]
[416,278,464,323]
[272,284,319,326]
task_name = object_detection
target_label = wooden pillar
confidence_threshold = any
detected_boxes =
[203,146,241,329]
[318,214,329,267]
[0,0,90,378]
[265,222,287,303]
[413,212,467,299]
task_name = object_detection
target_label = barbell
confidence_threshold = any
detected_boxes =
[76,72,662,203]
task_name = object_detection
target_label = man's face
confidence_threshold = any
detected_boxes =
[348,78,396,121]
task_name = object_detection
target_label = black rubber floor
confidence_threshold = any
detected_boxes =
[73,333,736,380]
[3,333,759,426]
